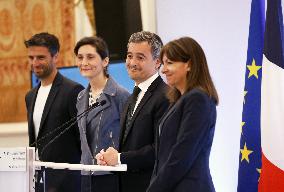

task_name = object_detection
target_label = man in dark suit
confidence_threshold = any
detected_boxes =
[96,31,169,192]
[24,32,84,192]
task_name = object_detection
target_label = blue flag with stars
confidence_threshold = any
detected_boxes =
[237,0,265,191]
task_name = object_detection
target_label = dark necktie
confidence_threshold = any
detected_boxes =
[123,86,141,143]
[129,86,141,115]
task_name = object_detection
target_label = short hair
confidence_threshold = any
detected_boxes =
[128,31,163,59]
[24,32,60,56]
[74,36,109,59]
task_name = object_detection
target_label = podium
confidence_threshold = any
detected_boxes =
[0,147,127,192]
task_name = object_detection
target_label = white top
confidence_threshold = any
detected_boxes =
[133,72,159,114]
[33,84,52,138]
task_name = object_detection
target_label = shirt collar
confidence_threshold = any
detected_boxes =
[136,73,159,93]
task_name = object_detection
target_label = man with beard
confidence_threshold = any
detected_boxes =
[25,32,83,192]
[96,31,170,192]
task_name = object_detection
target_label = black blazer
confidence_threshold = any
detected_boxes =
[147,88,217,192]
[118,76,169,192]
[25,72,84,191]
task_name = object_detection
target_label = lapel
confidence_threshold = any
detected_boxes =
[158,102,177,136]
[119,98,131,146]
[76,87,95,158]
[129,90,152,128]
[121,76,163,145]
[77,88,89,138]
[38,73,62,137]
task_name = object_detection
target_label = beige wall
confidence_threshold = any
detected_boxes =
[0,122,28,147]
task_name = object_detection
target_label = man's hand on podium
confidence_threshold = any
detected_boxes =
[95,147,118,166]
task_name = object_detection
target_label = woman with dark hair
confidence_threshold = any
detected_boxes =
[147,37,218,192]
[74,36,130,192]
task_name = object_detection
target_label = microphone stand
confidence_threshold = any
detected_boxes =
[31,100,105,148]
[37,100,106,159]
[39,116,81,159]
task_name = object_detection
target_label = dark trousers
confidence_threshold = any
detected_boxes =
[35,168,81,192]
[81,174,119,192]
[119,172,152,192]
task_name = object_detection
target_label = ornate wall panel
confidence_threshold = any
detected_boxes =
[0,0,75,122]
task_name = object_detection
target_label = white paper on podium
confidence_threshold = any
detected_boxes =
[0,147,26,171]
[0,147,30,192]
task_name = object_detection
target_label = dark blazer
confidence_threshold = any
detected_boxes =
[25,72,84,191]
[147,88,217,192]
[119,76,169,192]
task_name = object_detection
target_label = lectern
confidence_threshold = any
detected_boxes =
[0,147,127,192]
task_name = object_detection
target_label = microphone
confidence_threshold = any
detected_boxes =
[34,100,106,159]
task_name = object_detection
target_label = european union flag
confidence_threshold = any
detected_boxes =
[237,0,265,191]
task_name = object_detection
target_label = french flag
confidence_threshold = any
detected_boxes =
[259,0,284,190]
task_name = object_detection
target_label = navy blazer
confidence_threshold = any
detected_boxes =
[119,76,170,192]
[76,77,130,175]
[147,88,216,192]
